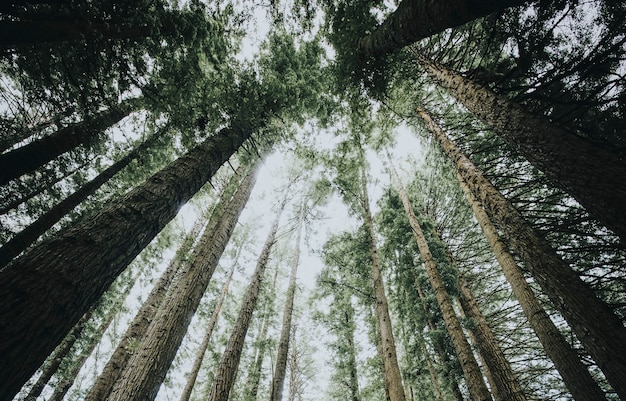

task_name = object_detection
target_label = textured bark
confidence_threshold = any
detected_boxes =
[415,51,626,245]
[457,162,607,401]
[358,0,525,58]
[0,121,255,401]
[207,191,288,401]
[108,165,258,401]
[0,135,156,267]
[387,155,492,401]
[178,255,239,401]
[270,198,305,401]
[0,97,142,186]
[84,207,209,401]
[420,108,626,399]
[457,276,526,401]
[360,165,406,401]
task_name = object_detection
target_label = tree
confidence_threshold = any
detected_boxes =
[419,107,626,399]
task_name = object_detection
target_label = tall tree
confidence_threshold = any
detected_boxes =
[418,107,626,399]
[413,50,626,245]
[107,162,259,401]
[207,189,290,401]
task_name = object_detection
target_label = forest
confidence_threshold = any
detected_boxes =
[0,0,625,400]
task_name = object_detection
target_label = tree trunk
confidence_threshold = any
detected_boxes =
[455,156,607,401]
[358,0,525,58]
[287,325,299,401]
[419,107,626,399]
[178,254,240,401]
[360,164,407,401]
[107,164,259,401]
[414,51,626,245]
[0,120,256,401]
[270,198,305,401]
[457,275,526,401]
[387,154,492,401]
[242,301,272,401]
[207,191,289,401]
[0,134,156,267]
[344,307,361,401]
[0,97,142,186]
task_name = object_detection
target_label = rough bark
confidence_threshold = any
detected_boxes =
[108,164,258,401]
[0,121,256,401]
[456,159,608,401]
[207,191,288,401]
[420,108,626,399]
[414,51,626,245]
[358,0,525,58]
[0,134,156,267]
[360,165,407,401]
[270,198,305,401]
[0,97,142,186]
[387,154,492,401]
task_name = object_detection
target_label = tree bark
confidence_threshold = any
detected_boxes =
[207,191,289,401]
[414,51,626,245]
[387,154,492,401]
[360,164,407,401]
[455,157,608,401]
[358,0,525,58]
[242,301,272,401]
[419,107,626,399]
[107,164,259,401]
[0,134,156,267]
[270,197,305,401]
[0,121,256,401]
[0,97,142,186]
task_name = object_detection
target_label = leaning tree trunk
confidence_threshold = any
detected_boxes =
[419,107,626,399]
[0,97,142,186]
[270,197,305,401]
[359,164,407,401]
[108,164,259,401]
[0,134,157,267]
[207,190,289,401]
[358,0,525,58]
[414,51,626,245]
[456,157,607,401]
[0,120,257,401]
[84,202,211,401]
[386,155,492,401]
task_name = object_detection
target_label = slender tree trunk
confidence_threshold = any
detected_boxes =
[360,164,407,401]
[0,134,156,267]
[178,254,240,401]
[414,51,626,245]
[387,153,492,401]
[242,301,272,401]
[0,120,257,401]
[207,191,289,401]
[358,0,525,58]
[419,107,626,399]
[287,325,299,401]
[84,205,209,401]
[344,306,361,401]
[455,157,607,401]
[0,97,142,186]
[108,164,259,401]
[270,198,305,401]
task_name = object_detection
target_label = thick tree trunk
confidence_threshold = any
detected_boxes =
[178,255,239,401]
[108,164,258,401]
[84,208,208,401]
[415,51,626,245]
[420,108,626,399]
[0,121,256,401]
[456,159,607,401]
[0,134,156,267]
[387,155,492,401]
[360,165,407,401]
[207,191,289,401]
[0,97,142,186]
[358,0,525,58]
[270,198,305,401]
